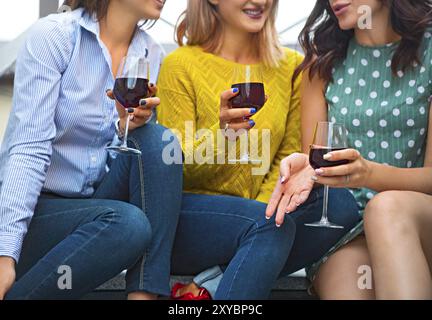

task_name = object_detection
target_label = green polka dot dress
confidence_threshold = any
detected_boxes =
[307,30,432,281]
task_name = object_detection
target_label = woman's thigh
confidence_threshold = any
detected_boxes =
[16,195,148,278]
[313,236,375,300]
[171,193,278,275]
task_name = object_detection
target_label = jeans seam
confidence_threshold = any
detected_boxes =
[225,222,259,299]
[21,210,116,299]
[128,136,151,292]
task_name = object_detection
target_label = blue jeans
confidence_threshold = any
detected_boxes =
[171,188,360,300]
[6,124,183,299]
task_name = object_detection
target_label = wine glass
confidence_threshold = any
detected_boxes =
[228,65,265,164]
[106,55,150,156]
[306,122,349,229]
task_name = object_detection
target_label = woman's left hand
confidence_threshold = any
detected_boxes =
[312,148,372,188]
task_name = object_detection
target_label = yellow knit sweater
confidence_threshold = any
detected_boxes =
[157,46,302,203]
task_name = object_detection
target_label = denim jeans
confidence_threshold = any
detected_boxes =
[172,188,360,300]
[6,124,183,299]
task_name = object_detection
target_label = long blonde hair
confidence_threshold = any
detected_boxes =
[176,0,284,67]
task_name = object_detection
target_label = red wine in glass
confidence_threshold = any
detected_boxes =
[231,82,265,111]
[309,147,349,169]
[106,55,150,156]
[305,122,349,229]
[113,77,149,109]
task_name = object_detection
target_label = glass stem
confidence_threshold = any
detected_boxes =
[321,185,330,223]
[121,113,132,148]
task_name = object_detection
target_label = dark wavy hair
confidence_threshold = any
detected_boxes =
[294,0,432,83]
[62,0,157,27]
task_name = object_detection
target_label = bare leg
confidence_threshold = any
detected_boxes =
[364,191,432,300]
[313,236,375,300]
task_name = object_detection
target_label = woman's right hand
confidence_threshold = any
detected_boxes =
[266,153,316,226]
[219,88,256,139]
[0,257,16,300]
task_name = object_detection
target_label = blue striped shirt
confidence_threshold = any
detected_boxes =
[0,8,164,262]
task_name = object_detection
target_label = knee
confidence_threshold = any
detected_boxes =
[105,202,152,258]
[364,191,409,240]
[262,216,297,254]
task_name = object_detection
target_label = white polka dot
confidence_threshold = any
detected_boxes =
[352,119,360,126]
[381,101,389,107]
[367,130,375,138]
[379,119,387,127]
[417,148,422,155]
[332,96,340,103]
[409,80,416,87]
[413,61,419,68]
[418,86,425,94]
[345,87,352,94]
[420,66,426,73]
[381,141,389,149]
[337,78,344,85]
[397,70,404,78]
[332,68,336,74]
[386,60,392,67]
[383,80,390,88]
[365,109,373,116]
[425,31,431,38]
[341,107,348,115]
[352,49,357,55]
[395,152,403,160]
[372,71,380,78]
[393,108,400,116]
[368,152,376,160]
[406,97,414,105]
[355,99,363,106]
[373,50,381,58]
[330,116,336,123]
[407,161,412,168]
[420,128,426,135]
[420,106,426,114]
[361,59,368,66]
[407,119,415,127]
[355,140,363,148]
[366,192,374,200]
[408,140,415,148]
[395,90,402,97]
[359,79,366,86]
[348,68,355,75]
[394,130,402,138]
[370,91,378,99]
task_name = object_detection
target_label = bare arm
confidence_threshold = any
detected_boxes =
[300,71,328,153]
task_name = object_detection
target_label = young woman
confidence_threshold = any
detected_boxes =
[0,0,183,300]
[157,0,360,300]
[267,0,432,299]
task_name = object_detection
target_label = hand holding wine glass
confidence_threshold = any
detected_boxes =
[311,148,373,188]
[106,84,159,133]
[106,55,155,155]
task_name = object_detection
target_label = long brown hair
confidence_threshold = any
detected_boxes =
[294,0,432,83]
[175,0,284,67]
